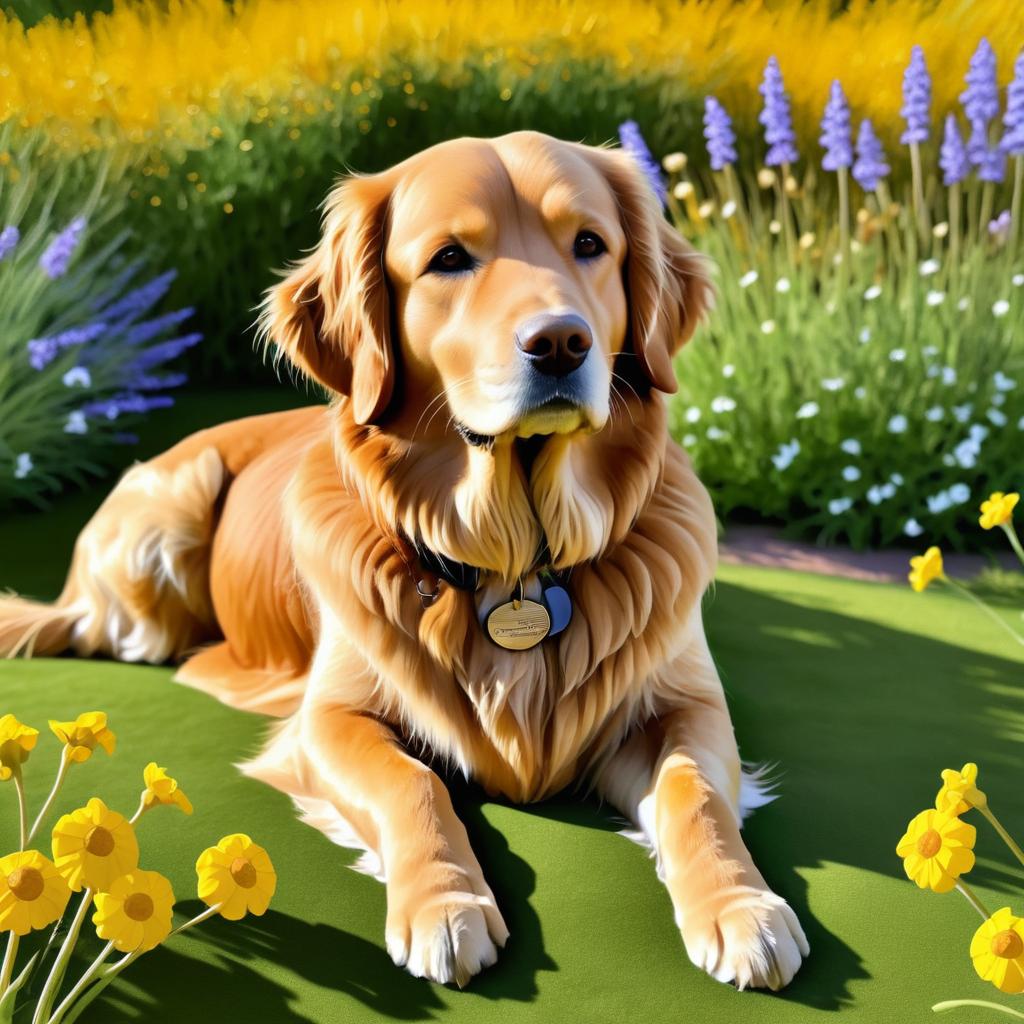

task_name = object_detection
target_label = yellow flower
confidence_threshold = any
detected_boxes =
[908,546,944,592]
[48,712,116,763]
[0,713,38,780]
[0,850,71,936]
[142,762,193,814]
[52,798,139,892]
[896,808,976,893]
[979,492,1019,530]
[971,908,1024,993]
[196,834,276,921]
[93,869,175,953]
[936,762,988,814]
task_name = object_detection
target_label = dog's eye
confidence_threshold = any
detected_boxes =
[573,231,607,260]
[427,244,474,274]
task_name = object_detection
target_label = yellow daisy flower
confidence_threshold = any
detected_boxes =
[48,711,116,763]
[142,762,193,815]
[93,869,175,953]
[896,808,976,893]
[0,713,38,781]
[979,492,1019,531]
[908,546,944,592]
[971,907,1024,993]
[52,797,139,892]
[936,762,988,814]
[0,850,71,936]
[196,834,276,921]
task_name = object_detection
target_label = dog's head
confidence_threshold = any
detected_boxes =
[263,131,712,448]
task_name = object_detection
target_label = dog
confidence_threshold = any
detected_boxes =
[1,131,807,990]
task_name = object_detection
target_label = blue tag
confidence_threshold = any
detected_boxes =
[542,584,572,636]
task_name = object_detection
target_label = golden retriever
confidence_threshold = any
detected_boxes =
[1,131,807,990]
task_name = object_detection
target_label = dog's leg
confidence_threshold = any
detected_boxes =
[594,640,808,990]
[245,675,508,987]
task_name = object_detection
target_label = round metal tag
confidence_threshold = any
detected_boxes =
[486,599,551,650]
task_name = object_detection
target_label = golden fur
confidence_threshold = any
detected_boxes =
[1,132,807,990]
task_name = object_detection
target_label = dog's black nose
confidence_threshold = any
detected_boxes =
[515,313,592,377]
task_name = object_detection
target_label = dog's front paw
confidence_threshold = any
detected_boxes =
[680,885,808,991]
[385,873,509,987]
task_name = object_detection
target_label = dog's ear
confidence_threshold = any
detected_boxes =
[261,173,395,424]
[593,149,714,394]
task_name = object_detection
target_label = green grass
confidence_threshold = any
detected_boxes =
[2,392,1024,1022]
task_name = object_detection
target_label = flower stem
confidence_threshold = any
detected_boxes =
[27,748,71,847]
[837,164,849,302]
[948,181,961,294]
[59,951,142,1024]
[933,999,1024,1020]
[47,941,114,1024]
[168,902,223,938]
[0,933,19,998]
[1010,155,1024,258]
[955,880,992,921]
[978,805,1024,872]
[128,792,147,826]
[942,576,1024,647]
[1001,522,1024,570]
[14,771,28,851]
[910,141,930,242]
[32,889,93,1024]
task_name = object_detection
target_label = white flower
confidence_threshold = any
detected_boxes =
[771,439,801,471]
[880,482,897,499]
[760,319,777,335]
[722,363,736,378]
[840,438,861,455]
[953,403,973,423]
[821,377,845,391]
[957,297,971,311]
[919,259,940,276]
[942,367,957,385]
[953,439,979,468]
[721,200,737,219]
[706,426,728,440]
[685,406,701,423]
[13,453,32,479]
[828,497,854,515]
[968,423,989,443]
[63,411,88,435]
[993,299,1010,317]
[927,491,953,514]
[890,473,904,486]
[842,465,861,482]
[889,349,907,363]
[867,485,885,505]
[926,290,945,306]
[904,518,924,537]
[711,395,736,413]
[992,392,1006,407]
[858,327,871,343]
[854,386,866,399]
[948,483,971,504]
[739,270,759,288]
[62,366,91,388]
[922,345,939,358]
[775,277,791,294]
[1019,415,1024,430]
[993,371,1017,392]
[795,401,820,419]
[887,414,908,434]
[682,433,697,446]
[925,406,944,422]
[662,152,687,173]
[988,408,1008,427]
[1014,273,1024,287]
[926,365,941,379]
[673,181,694,200]
[864,285,882,300]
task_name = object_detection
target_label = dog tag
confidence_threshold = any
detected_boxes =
[486,598,551,650]
[542,584,572,636]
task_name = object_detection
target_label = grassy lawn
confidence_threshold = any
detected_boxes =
[1,394,1023,1022]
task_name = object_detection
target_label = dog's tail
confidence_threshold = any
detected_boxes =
[0,592,79,659]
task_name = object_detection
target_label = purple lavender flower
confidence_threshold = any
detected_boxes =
[129,332,203,372]
[0,226,19,261]
[940,115,969,186]
[26,321,108,371]
[129,371,189,391]
[84,392,175,420]
[39,217,86,279]
[820,80,853,171]
[1003,49,1024,155]
[961,38,1000,125]
[123,308,195,347]
[852,119,890,190]
[979,138,1007,182]
[900,45,932,144]
[703,96,737,170]
[759,57,798,166]
[617,120,667,204]
[95,270,177,322]
[989,209,1012,242]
